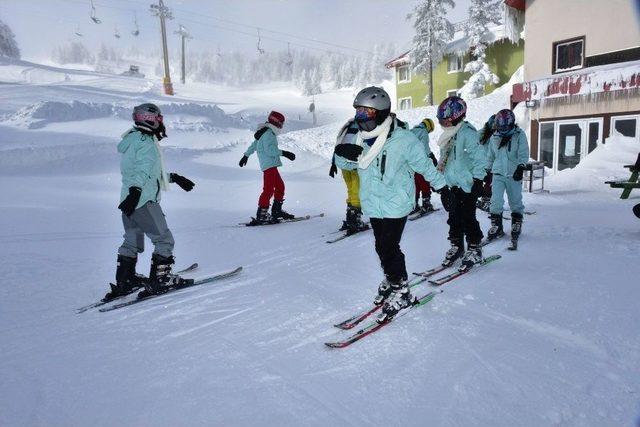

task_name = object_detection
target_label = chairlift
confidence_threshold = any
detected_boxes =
[131,12,140,36]
[74,25,83,37]
[217,45,223,58]
[89,0,101,24]
[256,28,265,55]
[114,25,121,39]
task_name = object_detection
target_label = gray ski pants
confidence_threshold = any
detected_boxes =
[118,202,174,258]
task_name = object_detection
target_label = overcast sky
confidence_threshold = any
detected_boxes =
[0,0,472,61]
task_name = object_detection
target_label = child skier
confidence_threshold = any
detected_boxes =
[238,111,297,225]
[410,118,438,214]
[333,87,447,321]
[105,103,196,301]
[329,118,369,233]
[435,96,487,271]
[476,114,496,212]
[485,109,530,242]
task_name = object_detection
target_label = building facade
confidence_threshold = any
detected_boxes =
[511,0,640,172]
[385,25,524,110]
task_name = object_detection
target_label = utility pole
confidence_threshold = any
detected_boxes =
[174,24,192,85]
[150,0,174,95]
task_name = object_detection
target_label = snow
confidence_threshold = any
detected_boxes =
[1,59,640,427]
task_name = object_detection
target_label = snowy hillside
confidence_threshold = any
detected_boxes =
[1,59,640,427]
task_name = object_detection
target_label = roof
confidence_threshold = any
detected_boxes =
[385,24,512,69]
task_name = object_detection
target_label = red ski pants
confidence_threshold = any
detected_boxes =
[258,167,285,208]
[414,173,431,199]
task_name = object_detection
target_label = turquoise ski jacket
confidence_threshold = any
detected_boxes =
[244,125,283,171]
[438,121,486,193]
[486,127,530,177]
[118,128,164,209]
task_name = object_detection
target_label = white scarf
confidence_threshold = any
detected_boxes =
[262,122,282,135]
[355,116,393,169]
[437,121,464,147]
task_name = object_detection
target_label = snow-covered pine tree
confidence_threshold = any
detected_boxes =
[0,18,20,58]
[458,0,502,100]
[408,0,455,105]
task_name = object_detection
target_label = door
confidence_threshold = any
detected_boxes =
[557,122,583,171]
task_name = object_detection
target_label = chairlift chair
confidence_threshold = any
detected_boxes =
[256,28,265,55]
[74,25,83,37]
[132,12,140,36]
[89,0,101,24]
[114,25,121,39]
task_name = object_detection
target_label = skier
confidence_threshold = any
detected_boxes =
[476,114,496,212]
[329,118,369,233]
[105,103,196,301]
[333,87,447,321]
[435,96,487,271]
[485,109,530,243]
[238,111,297,225]
[409,118,438,214]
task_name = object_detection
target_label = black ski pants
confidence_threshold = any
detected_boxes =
[447,187,483,246]
[370,217,408,283]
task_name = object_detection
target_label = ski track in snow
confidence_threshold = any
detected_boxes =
[1,59,640,427]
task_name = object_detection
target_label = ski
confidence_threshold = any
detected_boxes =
[428,255,501,286]
[326,225,370,244]
[238,213,324,227]
[98,266,242,312]
[408,208,441,221]
[333,273,434,330]
[76,263,199,314]
[325,290,442,348]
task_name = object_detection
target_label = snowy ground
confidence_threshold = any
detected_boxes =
[1,60,639,427]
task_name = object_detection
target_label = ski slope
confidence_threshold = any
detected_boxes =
[1,59,639,427]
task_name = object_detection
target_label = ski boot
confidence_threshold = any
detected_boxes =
[420,196,435,213]
[487,213,505,241]
[377,281,418,323]
[373,277,392,306]
[249,206,274,226]
[340,206,352,231]
[459,242,483,272]
[352,206,369,232]
[139,254,193,297]
[476,196,491,213]
[409,198,421,216]
[511,212,523,240]
[442,239,464,267]
[271,199,295,220]
[103,255,146,301]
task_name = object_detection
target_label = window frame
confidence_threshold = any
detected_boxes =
[610,114,640,140]
[447,53,464,74]
[397,65,411,84]
[552,36,585,74]
[446,89,459,97]
[398,97,413,111]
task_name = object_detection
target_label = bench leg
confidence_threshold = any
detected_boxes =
[620,171,639,199]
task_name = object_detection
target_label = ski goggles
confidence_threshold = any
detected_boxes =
[134,112,163,122]
[354,106,377,121]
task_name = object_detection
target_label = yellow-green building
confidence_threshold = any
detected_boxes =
[385,25,524,109]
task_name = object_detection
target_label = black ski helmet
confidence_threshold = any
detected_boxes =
[132,103,163,131]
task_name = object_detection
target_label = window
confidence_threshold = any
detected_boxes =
[446,89,459,97]
[587,121,601,153]
[611,115,639,140]
[553,37,584,73]
[539,122,555,169]
[447,54,464,73]
[398,97,412,110]
[398,65,410,83]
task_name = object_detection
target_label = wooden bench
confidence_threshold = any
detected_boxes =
[605,164,640,199]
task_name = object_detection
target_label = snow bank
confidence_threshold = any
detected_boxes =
[3,101,245,130]
[546,133,640,192]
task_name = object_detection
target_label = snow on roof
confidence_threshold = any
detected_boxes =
[385,24,512,68]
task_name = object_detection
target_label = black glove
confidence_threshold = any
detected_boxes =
[483,170,492,184]
[170,173,195,192]
[471,178,484,197]
[329,162,338,178]
[428,152,438,167]
[281,150,296,161]
[437,186,452,212]
[239,155,248,167]
[118,187,141,217]
[513,164,525,181]
[334,144,363,161]
[633,203,640,219]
